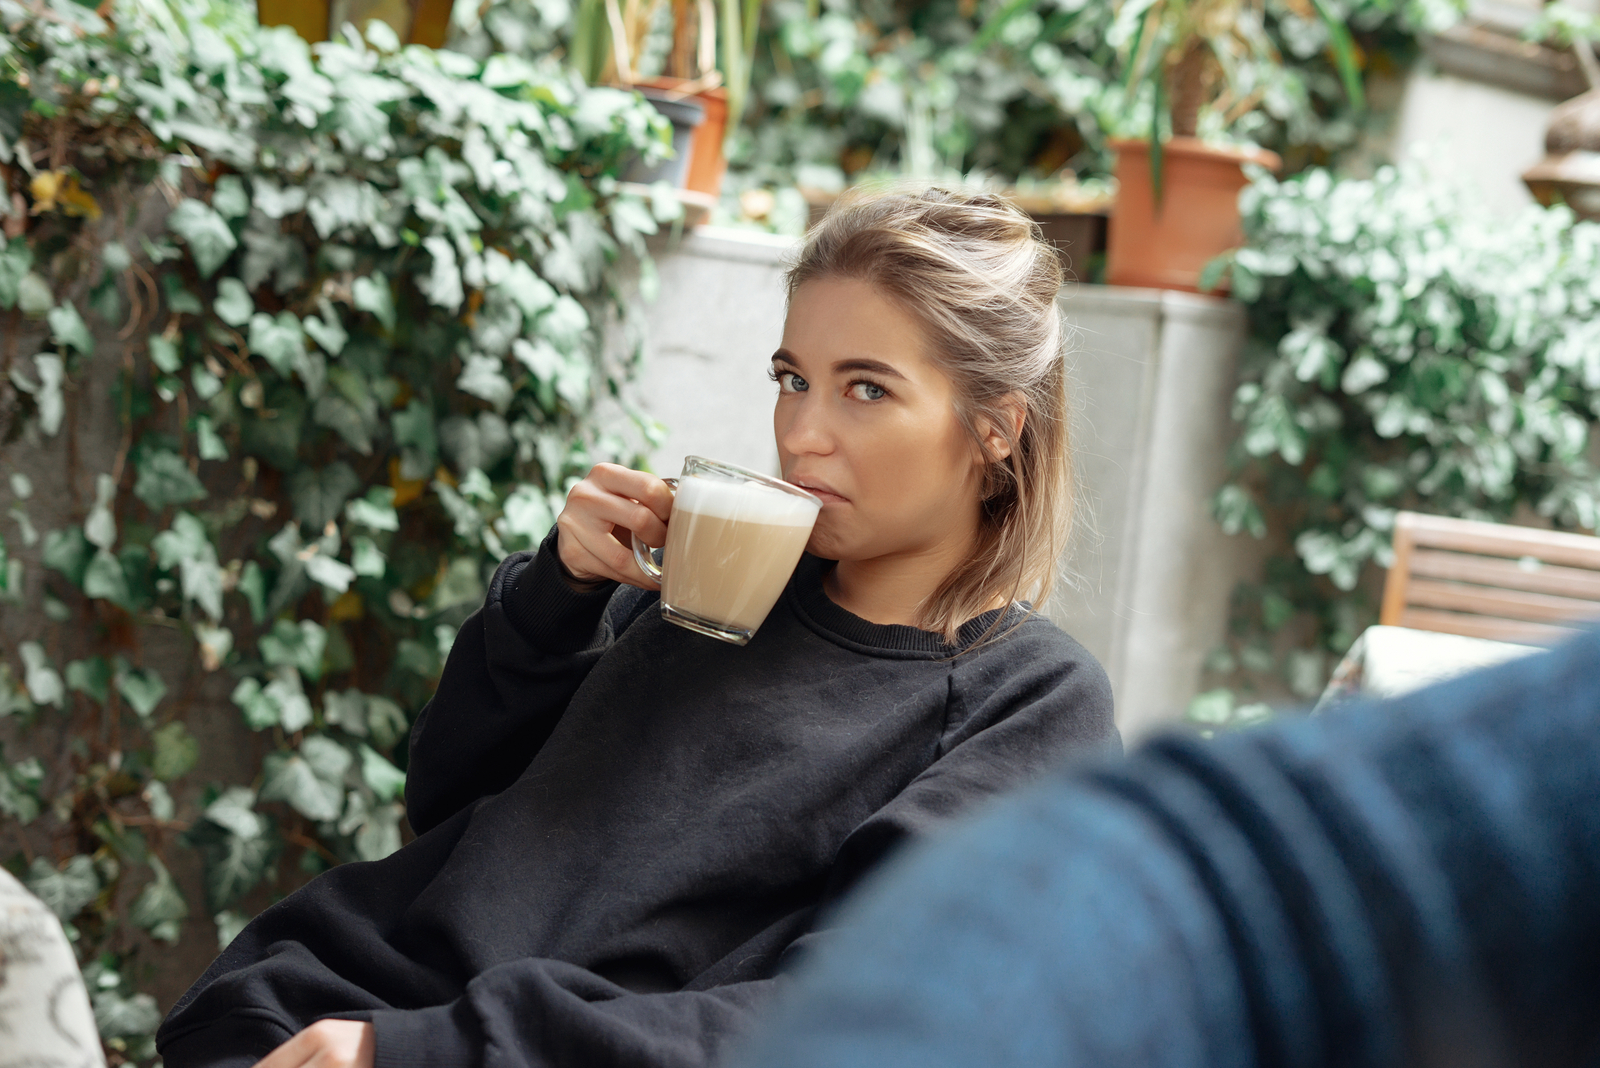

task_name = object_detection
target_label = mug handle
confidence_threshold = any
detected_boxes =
[630,477,678,584]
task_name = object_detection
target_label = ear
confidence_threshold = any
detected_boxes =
[977,392,1026,463]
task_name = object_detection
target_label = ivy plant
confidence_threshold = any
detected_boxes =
[1196,165,1600,721]
[0,0,673,1060]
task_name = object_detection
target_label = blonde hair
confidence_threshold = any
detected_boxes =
[786,185,1074,645]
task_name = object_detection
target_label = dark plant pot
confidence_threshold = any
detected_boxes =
[624,89,706,188]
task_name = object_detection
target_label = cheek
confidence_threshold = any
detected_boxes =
[843,412,976,533]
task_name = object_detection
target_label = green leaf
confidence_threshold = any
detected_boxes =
[248,311,307,377]
[213,175,251,220]
[152,512,225,619]
[151,721,200,781]
[83,548,132,607]
[84,472,118,549]
[134,449,207,509]
[25,854,99,920]
[129,856,188,942]
[351,535,386,577]
[304,309,348,355]
[196,415,229,460]
[115,662,167,718]
[42,526,91,586]
[203,787,264,839]
[260,749,343,822]
[93,990,163,1039]
[239,561,267,624]
[345,487,398,531]
[214,276,254,326]
[259,619,329,681]
[352,274,395,330]
[169,199,239,278]
[66,656,111,703]
[17,272,53,317]
[291,462,360,530]
[19,642,64,708]
[366,695,408,749]
[359,744,406,801]
[48,302,93,355]
[354,801,403,861]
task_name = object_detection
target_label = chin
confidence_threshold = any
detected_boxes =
[805,525,852,563]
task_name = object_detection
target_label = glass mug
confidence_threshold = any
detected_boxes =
[631,456,823,645]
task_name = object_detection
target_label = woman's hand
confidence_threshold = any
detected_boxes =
[555,463,674,589]
[251,1020,374,1068]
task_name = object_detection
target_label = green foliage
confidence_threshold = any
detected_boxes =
[711,0,1461,228]
[0,0,670,1060]
[1202,164,1600,715]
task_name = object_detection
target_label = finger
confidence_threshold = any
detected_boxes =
[251,1028,318,1068]
[563,478,669,548]
[587,463,676,524]
[564,519,661,590]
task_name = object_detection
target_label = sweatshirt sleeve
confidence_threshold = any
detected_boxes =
[823,625,1119,900]
[404,529,642,836]
[364,960,782,1068]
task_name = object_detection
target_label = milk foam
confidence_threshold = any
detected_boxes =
[674,475,819,526]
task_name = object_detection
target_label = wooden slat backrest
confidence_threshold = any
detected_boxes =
[1380,512,1600,643]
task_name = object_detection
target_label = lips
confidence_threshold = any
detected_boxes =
[789,477,849,504]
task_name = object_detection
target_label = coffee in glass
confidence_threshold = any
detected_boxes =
[632,457,822,645]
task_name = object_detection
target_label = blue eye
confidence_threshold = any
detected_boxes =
[849,381,887,401]
[775,371,808,393]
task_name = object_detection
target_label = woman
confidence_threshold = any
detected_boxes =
[156,186,1118,1068]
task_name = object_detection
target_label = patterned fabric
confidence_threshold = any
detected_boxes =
[0,867,104,1068]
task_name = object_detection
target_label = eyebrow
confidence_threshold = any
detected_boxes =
[770,349,908,381]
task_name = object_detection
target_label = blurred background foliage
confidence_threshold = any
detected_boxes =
[0,0,670,1058]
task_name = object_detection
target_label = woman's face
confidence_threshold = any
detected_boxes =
[773,277,985,565]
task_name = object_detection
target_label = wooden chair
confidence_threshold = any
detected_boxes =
[1380,511,1600,645]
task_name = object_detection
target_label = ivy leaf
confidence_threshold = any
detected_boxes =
[354,801,403,861]
[115,661,167,718]
[300,734,353,782]
[351,535,386,577]
[25,854,99,920]
[19,642,64,708]
[93,990,163,1039]
[151,721,199,781]
[169,199,239,278]
[203,787,264,840]
[134,449,207,509]
[323,688,368,736]
[305,552,356,593]
[351,274,395,330]
[66,656,111,703]
[42,526,91,586]
[248,311,306,377]
[260,748,343,822]
[238,561,267,624]
[129,856,188,943]
[83,549,133,608]
[16,272,53,317]
[85,472,118,549]
[359,743,406,801]
[13,352,66,434]
[152,512,225,619]
[366,695,408,750]
[214,277,254,327]
[260,619,328,681]
[212,175,251,220]
[456,353,514,412]
[196,415,229,460]
[291,462,360,530]
[344,487,398,531]
[0,745,43,824]
[303,310,348,355]
[48,302,93,355]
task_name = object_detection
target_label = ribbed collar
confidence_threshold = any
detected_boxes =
[784,554,1029,659]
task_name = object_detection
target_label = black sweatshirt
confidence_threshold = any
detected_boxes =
[157,532,1117,1068]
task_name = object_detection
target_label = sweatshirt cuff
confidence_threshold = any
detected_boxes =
[371,1003,480,1068]
[497,528,619,653]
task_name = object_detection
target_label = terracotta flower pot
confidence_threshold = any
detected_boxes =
[629,76,730,200]
[1106,137,1281,293]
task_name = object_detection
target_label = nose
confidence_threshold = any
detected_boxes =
[775,390,834,461]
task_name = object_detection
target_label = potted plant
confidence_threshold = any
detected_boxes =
[1105,0,1363,292]
[571,0,760,202]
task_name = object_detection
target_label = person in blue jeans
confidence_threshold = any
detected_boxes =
[728,627,1600,1068]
